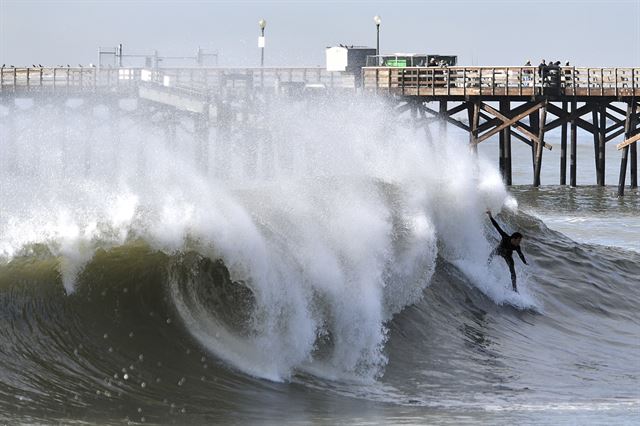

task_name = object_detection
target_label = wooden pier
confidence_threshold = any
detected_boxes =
[363,66,640,195]
[1,65,639,195]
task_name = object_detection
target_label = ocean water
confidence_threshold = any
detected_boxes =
[0,94,638,425]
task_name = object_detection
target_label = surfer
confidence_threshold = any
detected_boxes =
[486,211,527,292]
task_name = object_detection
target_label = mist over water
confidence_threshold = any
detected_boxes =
[0,94,638,424]
[0,95,512,379]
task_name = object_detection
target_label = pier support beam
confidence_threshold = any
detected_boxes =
[592,104,606,186]
[195,110,210,174]
[529,109,539,174]
[418,103,434,143]
[3,99,17,174]
[560,101,568,185]
[110,102,120,176]
[468,100,480,154]
[618,102,637,196]
[632,126,638,189]
[570,100,578,187]
[533,102,547,187]
[439,100,447,140]
[84,101,93,176]
[499,100,512,185]
[410,101,419,128]
[598,103,607,186]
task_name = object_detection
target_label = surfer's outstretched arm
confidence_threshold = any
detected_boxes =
[487,212,508,238]
[516,247,528,265]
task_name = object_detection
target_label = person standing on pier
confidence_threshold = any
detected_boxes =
[486,211,528,292]
[537,60,547,86]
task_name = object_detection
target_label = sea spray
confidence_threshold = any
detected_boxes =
[0,94,515,380]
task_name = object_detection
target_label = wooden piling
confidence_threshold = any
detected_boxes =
[529,109,540,174]
[560,101,568,185]
[632,120,638,188]
[4,100,17,174]
[411,101,419,128]
[499,100,511,184]
[534,102,547,187]
[592,107,601,185]
[468,100,480,153]
[570,100,577,187]
[419,103,434,143]
[84,101,93,176]
[109,102,120,175]
[598,103,606,186]
[618,102,635,196]
[195,107,210,174]
[439,100,447,139]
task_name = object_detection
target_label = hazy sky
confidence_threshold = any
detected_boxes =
[1,0,639,67]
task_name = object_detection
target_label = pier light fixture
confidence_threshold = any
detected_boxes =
[258,18,267,67]
[373,15,381,62]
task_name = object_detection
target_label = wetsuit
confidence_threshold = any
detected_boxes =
[488,216,527,292]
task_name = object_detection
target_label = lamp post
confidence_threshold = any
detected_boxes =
[373,15,381,64]
[258,18,266,67]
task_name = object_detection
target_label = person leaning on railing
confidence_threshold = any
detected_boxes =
[537,60,547,87]
[523,60,534,87]
[564,61,572,88]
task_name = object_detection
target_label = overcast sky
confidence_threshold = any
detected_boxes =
[1,0,639,67]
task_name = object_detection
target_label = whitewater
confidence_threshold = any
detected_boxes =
[0,94,638,425]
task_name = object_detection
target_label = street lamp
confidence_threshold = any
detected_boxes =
[373,15,381,63]
[258,18,267,67]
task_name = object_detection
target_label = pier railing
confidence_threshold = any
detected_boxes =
[0,66,357,94]
[3,66,639,98]
[362,66,640,97]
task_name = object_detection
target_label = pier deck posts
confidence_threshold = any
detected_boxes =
[110,102,120,176]
[84,101,93,176]
[499,100,512,185]
[411,101,419,128]
[5,100,17,174]
[592,104,606,186]
[598,103,607,186]
[618,102,637,196]
[592,108,599,184]
[469,100,480,153]
[529,109,540,175]
[439,100,447,139]
[195,108,210,174]
[632,111,638,188]
[560,101,568,185]
[533,102,547,187]
[570,100,578,187]
[418,103,434,143]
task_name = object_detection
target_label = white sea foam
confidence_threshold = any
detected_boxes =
[0,95,516,380]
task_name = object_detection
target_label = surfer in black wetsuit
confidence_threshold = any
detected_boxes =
[486,211,527,292]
